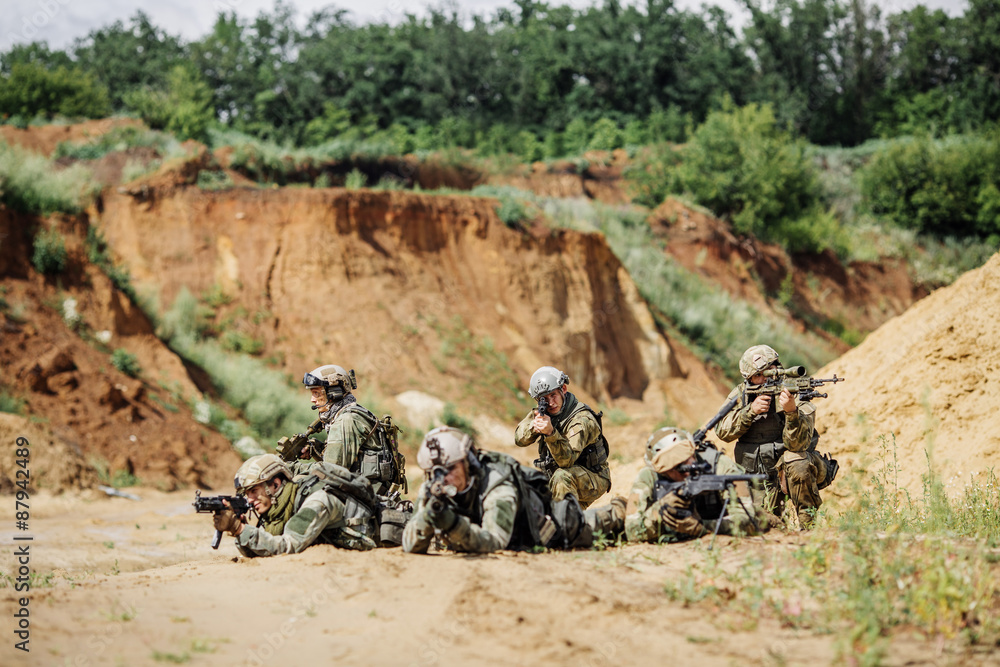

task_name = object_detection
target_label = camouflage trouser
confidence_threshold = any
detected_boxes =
[777,450,827,529]
[737,442,827,529]
[550,465,611,509]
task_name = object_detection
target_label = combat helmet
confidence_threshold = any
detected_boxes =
[739,345,780,379]
[528,366,569,400]
[303,364,357,403]
[234,454,291,494]
[416,426,476,471]
[644,427,696,474]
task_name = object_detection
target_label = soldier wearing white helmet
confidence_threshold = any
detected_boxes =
[302,364,402,497]
[624,428,756,542]
[513,366,611,509]
[210,453,377,556]
[404,427,625,554]
[714,345,836,529]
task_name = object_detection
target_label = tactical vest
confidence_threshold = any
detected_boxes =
[733,387,819,476]
[537,403,610,474]
[653,448,726,521]
[292,462,377,542]
[329,404,407,495]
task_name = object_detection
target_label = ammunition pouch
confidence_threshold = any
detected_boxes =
[578,442,608,474]
[377,505,412,547]
[816,453,839,491]
[738,441,785,480]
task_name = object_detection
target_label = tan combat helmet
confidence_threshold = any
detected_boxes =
[645,427,696,474]
[303,364,356,403]
[739,345,780,379]
[528,366,569,400]
[234,454,291,494]
[416,427,475,471]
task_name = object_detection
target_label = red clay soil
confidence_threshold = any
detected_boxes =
[648,197,929,341]
[0,208,240,492]
[99,156,726,431]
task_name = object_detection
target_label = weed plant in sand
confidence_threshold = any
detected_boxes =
[664,435,1000,665]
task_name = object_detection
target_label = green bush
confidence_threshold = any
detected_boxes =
[31,227,68,275]
[122,65,214,142]
[860,132,1000,238]
[0,142,94,214]
[0,62,110,119]
[667,100,836,253]
[110,349,141,378]
[344,168,367,189]
[588,118,622,151]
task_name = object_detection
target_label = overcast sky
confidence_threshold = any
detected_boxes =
[0,0,971,54]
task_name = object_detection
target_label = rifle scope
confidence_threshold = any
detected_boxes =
[761,365,807,379]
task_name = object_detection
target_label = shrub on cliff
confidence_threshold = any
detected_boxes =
[860,131,1000,240]
[0,142,94,214]
[628,100,846,255]
[31,227,68,276]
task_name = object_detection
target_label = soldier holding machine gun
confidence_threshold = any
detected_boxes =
[715,345,841,529]
[625,427,762,543]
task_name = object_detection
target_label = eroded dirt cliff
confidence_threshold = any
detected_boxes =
[99,162,725,453]
[0,209,241,491]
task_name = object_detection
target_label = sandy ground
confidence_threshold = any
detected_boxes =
[2,488,995,667]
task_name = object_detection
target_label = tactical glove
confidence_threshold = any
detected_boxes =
[654,491,691,521]
[661,503,706,537]
[426,499,459,533]
[213,509,242,536]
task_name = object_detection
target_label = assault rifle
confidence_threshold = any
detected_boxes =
[532,395,559,476]
[657,460,766,545]
[275,416,325,462]
[424,464,457,515]
[192,491,251,549]
[745,365,845,402]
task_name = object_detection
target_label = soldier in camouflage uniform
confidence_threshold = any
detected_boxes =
[715,345,834,529]
[625,428,756,542]
[404,427,625,554]
[212,454,376,557]
[303,365,393,497]
[514,366,611,509]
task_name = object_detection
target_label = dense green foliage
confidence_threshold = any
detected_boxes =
[632,101,847,253]
[0,62,110,120]
[1,2,997,149]
[860,131,1000,239]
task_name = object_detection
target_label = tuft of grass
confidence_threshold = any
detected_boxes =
[0,389,26,415]
[661,434,1000,662]
[441,402,477,437]
[110,348,142,378]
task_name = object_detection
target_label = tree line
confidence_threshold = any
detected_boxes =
[0,0,997,149]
